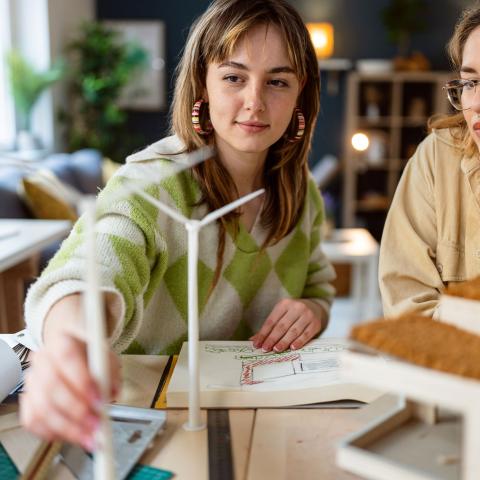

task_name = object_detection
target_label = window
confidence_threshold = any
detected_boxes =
[0,0,15,149]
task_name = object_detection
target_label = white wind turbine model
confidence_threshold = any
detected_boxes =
[79,145,264,478]
[121,168,264,430]
[81,196,115,480]
[0,156,115,477]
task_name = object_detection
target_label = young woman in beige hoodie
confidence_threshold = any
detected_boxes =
[380,5,480,317]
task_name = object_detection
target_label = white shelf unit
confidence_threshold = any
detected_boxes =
[342,71,452,238]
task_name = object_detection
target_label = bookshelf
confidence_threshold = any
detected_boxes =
[341,71,452,240]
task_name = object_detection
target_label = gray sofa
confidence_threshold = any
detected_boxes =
[0,149,103,266]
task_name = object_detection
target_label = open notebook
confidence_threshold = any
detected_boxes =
[167,338,384,408]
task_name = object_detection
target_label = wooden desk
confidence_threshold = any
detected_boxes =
[0,355,385,480]
[117,355,375,480]
[0,219,71,333]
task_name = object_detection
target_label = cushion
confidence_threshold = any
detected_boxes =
[70,149,103,194]
[40,149,103,195]
[41,155,79,190]
[19,170,78,221]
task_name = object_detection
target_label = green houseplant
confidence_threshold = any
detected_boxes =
[381,0,427,57]
[61,22,148,163]
[6,50,64,150]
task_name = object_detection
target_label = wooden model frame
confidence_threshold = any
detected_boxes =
[336,349,480,480]
[437,294,480,337]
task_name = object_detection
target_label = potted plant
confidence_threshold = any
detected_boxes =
[382,0,429,69]
[60,22,148,163]
[6,50,64,151]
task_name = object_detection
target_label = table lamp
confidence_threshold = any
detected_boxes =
[306,22,334,60]
[306,22,352,95]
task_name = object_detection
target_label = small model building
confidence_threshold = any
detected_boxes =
[337,277,480,480]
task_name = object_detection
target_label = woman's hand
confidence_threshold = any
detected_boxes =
[250,299,327,352]
[20,330,120,451]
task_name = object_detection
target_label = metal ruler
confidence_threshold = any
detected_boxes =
[207,409,233,480]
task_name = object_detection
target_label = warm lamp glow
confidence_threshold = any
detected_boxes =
[306,22,334,59]
[352,133,369,151]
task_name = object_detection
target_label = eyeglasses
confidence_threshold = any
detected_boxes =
[444,78,480,111]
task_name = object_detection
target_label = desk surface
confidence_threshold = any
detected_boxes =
[322,228,378,262]
[0,354,384,480]
[0,219,71,271]
[116,355,378,480]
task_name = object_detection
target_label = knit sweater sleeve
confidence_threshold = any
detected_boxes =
[301,178,336,315]
[24,161,168,352]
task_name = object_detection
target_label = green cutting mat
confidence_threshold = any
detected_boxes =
[128,464,174,479]
[0,442,172,480]
[0,443,19,480]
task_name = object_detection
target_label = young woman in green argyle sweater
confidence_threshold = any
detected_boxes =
[21,0,335,449]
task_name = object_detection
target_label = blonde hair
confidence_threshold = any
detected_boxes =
[429,4,480,157]
[170,0,320,287]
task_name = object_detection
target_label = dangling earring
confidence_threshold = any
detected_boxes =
[192,99,213,135]
[286,107,305,143]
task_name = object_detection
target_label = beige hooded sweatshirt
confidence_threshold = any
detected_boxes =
[379,128,480,317]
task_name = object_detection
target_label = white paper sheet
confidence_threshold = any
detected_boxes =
[0,329,38,351]
[0,339,22,403]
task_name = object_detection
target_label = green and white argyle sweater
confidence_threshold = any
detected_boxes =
[25,135,336,355]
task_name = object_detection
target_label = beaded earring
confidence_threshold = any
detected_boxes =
[192,99,213,135]
[286,107,305,143]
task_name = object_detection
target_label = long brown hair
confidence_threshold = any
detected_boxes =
[429,4,480,157]
[170,0,320,287]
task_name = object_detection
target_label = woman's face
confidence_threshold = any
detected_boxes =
[461,26,480,152]
[204,23,301,158]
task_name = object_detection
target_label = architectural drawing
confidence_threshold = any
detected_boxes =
[240,352,341,385]
[204,341,347,386]
[167,339,383,407]
[167,338,381,408]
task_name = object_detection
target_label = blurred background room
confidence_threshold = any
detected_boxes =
[0,0,472,336]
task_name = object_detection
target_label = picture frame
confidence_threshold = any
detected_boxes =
[103,20,167,111]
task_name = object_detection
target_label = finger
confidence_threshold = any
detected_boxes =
[20,395,54,442]
[40,405,95,450]
[21,383,96,450]
[261,308,302,352]
[272,318,310,353]
[20,336,100,448]
[290,324,321,350]
[252,301,290,348]
[49,336,100,405]
[28,352,100,438]
[49,376,100,435]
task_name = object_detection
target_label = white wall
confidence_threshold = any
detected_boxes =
[0,0,15,148]
[10,0,95,151]
[47,0,95,150]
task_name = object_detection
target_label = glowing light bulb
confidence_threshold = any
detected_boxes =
[306,23,334,59]
[352,133,369,152]
[312,31,328,50]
